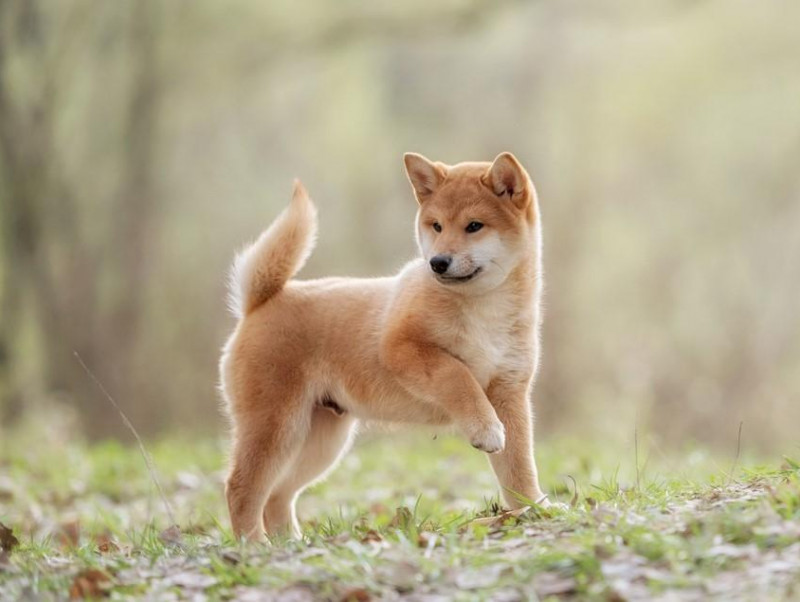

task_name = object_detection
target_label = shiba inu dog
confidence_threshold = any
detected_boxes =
[220,152,549,541]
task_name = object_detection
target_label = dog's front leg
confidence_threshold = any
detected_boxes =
[485,378,548,509]
[382,336,505,453]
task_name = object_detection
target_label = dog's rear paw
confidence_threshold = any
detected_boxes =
[469,420,506,454]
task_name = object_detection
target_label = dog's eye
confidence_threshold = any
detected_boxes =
[432,222,442,233]
[465,221,483,233]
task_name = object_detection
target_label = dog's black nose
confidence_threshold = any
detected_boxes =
[430,255,452,274]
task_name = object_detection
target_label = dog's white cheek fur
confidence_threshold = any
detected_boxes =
[415,216,434,258]
[458,231,516,288]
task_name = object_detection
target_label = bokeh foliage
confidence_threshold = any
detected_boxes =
[0,0,798,449]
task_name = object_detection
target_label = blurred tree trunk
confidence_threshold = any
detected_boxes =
[0,0,98,424]
[0,0,160,437]
[101,0,161,433]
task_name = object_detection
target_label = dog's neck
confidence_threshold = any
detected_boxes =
[491,255,541,305]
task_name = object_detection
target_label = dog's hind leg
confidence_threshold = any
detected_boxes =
[263,406,356,538]
[225,384,311,542]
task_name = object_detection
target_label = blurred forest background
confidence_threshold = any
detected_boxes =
[0,0,798,452]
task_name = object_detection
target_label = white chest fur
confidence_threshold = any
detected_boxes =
[450,293,536,388]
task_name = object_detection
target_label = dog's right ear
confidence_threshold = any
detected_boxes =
[404,153,447,203]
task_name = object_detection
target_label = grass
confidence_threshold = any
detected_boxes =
[1,426,799,600]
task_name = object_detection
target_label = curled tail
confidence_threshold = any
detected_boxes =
[228,180,318,318]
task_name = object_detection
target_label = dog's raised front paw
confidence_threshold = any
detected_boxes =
[469,420,506,454]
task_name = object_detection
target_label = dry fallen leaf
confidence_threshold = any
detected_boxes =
[360,529,383,544]
[388,507,413,530]
[221,550,241,565]
[95,532,120,554]
[158,524,183,546]
[468,506,530,529]
[0,522,19,552]
[417,531,433,548]
[339,586,371,601]
[420,532,438,558]
[69,568,113,599]
[55,520,81,547]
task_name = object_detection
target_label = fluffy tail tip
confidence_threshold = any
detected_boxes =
[292,178,308,203]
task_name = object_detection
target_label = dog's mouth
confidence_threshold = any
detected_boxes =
[437,266,482,284]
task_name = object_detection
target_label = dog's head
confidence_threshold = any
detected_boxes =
[404,152,538,292]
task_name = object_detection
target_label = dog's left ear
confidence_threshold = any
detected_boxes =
[404,153,447,203]
[482,152,530,209]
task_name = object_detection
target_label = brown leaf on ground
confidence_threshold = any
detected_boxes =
[69,568,113,599]
[417,531,433,548]
[468,506,530,529]
[94,532,120,554]
[360,529,383,544]
[0,522,19,552]
[388,506,413,530]
[158,524,183,546]
[340,586,371,601]
[55,521,81,547]
[221,550,241,565]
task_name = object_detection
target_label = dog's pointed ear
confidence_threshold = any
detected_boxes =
[482,152,530,209]
[404,153,447,203]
